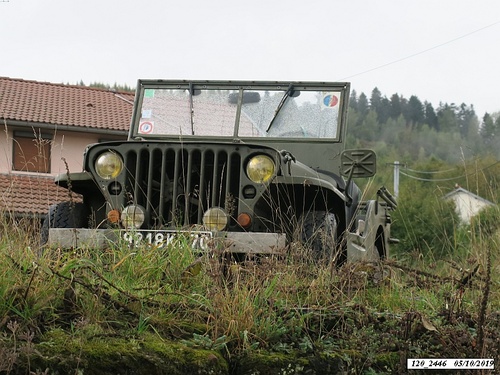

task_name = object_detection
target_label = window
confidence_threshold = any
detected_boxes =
[12,130,52,173]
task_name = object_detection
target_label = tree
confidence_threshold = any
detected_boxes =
[389,94,402,119]
[369,88,391,124]
[358,110,379,141]
[76,81,134,92]
[437,103,458,133]
[424,102,438,130]
[369,87,383,113]
[456,103,477,138]
[378,96,391,124]
[405,95,424,128]
[480,113,496,144]
[495,115,500,134]
[357,92,369,117]
[349,90,358,111]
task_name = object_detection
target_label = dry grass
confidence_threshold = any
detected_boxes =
[0,199,499,373]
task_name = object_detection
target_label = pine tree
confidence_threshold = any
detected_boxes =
[369,87,382,112]
[480,113,496,143]
[437,103,458,133]
[389,94,402,119]
[405,95,424,127]
[424,102,438,130]
[357,93,369,117]
[349,90,358,111]
[454,103,472,137]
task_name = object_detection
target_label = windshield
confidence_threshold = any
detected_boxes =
[132,81,348,141]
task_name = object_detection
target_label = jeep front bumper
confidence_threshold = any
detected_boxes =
[47,228,286,254]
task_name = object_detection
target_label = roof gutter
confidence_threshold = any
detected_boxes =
[1,119,128,136]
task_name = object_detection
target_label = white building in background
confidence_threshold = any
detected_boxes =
[443,186,495,224]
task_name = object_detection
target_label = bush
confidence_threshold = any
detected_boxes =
[391,182,460,260]
[471,204,500,238]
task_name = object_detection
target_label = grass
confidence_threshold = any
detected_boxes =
[0,215,499,374]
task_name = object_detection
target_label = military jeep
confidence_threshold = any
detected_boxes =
[43,80,396,263]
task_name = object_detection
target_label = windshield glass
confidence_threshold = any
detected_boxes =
[134,82,346,140]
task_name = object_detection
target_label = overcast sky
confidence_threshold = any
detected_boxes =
[2,0,499,118]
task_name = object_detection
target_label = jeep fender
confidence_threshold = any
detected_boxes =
[276,159,348,203]
[55,171,98,195]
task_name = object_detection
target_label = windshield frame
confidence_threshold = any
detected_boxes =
[128,80,350,144]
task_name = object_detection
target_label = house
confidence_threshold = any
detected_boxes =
[0,77,134,218]
[443,186,495,224]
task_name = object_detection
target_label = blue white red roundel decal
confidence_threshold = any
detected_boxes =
[323,94,339,107]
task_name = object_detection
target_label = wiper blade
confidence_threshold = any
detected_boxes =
[189,83,195,135]
[266,84,294,133]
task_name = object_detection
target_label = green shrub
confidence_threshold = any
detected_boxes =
[391,182,460,260]
[471,204,500,238]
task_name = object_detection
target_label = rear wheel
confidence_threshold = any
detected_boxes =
[299,211,338,262]
[40,202,88,246]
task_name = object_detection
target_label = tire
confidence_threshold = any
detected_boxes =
[40,201,88,246]
[299,211,338,262]
[374,227,386,260]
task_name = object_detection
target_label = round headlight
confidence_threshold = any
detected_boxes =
[246,154,275,183]
[202,207,228,231]
[95,151,123,180]
[121,205,145,229]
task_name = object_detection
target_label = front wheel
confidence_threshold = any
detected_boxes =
[299,211,339,262]
[374,227,386,260]
[40,201,88,246]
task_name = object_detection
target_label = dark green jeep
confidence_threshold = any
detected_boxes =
[43,80,396,263]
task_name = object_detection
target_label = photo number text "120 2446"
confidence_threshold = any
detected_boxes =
[122,230,212,251]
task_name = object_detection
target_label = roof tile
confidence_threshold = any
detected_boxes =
[0,77,134,132]
[0,173,81,216]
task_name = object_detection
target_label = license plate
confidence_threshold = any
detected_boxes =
[122,230,212,251]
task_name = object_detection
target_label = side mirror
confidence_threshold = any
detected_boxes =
[340,149,376,178]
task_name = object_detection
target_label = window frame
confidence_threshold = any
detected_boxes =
[12,130,53,173]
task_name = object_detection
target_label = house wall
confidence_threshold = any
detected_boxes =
[51,131,101,175]
[451,192,492,223]
[0,128,100,176]
[0,129,11,173]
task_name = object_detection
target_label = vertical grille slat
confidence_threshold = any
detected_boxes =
[225,152,232,204]
[171,149,181,224]
[184,150,194,226]
[133,151,142,202]
[211,152,219,206]
[197,150,207,223]
[158,149,168,223]
[146,149,155,221]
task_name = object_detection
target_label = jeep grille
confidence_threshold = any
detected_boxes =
[122,146,242,228]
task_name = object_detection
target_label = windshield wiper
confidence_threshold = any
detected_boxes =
[189,83,195,135]
[266,84,294,133]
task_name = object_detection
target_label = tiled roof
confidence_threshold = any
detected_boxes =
[0,173,80,217]
[0,77,134,132]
